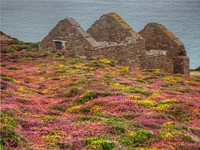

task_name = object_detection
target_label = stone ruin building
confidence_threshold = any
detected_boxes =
[39,12,189,76]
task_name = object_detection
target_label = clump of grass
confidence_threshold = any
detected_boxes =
[131,129,152,144]
[120,137,132,146]
[66,58,82,65]
[103,117,122,125]
[157,98,176,111]
[120,129,152,146]
[99,58,115,66]
[50,104,67,112]
[46,51,61,58]
[43,131,62,147]
[1,48,16,54]
[56,65,70,74]
[0,74,14,82]
[113,83,152,96]
[136,79,146,83]
[103,75,115,85]
[109,125,126,134]
[42,117,55,125]
[159,122,193,141]
[62,87,83,98]
[11,41,38,51]
[90,112,107,122]
[75,116,90,122]
[0,114,21,148]
[67,105,82,114]
[82,137,115,150]
[76,91,99,104]
[91,60,104,68]
[8,66,22,70]
[166,105,192,122]
[45,110,61,116]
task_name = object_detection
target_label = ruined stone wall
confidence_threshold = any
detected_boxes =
[139,23,187,58]
[139,23,189,75]
[39,18,96,52]
[174,56,190,76]
[87,12,142,44]
[39,13,189,76]
[90,40,146,69]
[141,56,174,74]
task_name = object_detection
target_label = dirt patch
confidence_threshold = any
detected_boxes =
[190,71,200,77]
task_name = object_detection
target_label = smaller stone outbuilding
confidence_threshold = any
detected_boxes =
[139,23,189,75]
[39,12,189,76]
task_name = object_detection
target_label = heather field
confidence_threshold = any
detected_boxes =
[1,33,200,150]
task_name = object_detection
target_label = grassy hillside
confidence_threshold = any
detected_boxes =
[1,33,200,150]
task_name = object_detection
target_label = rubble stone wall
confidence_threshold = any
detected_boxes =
[141,56,174,74]
[139,23,187,58]
[89,41,146,69]
[39,13,190,76]
[87,12,143,44]
[174,56,190,76]
[39,18,96,52]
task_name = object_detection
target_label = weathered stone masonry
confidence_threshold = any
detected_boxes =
[39,12,189,75]
[139,23,189,75]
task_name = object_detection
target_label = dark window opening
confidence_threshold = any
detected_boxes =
[55,41,63,50]
[53,40,66,50]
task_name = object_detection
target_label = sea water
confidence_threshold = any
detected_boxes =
[1,0,200,68]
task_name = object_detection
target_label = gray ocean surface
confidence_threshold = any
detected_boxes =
[1,0,200,69]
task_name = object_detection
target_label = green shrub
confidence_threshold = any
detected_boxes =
[136,79,146,83]
[43,131,62,146]
[11,41,38,51]
[1,48,16,54]
[0,125,20,147]
[56,66,70,74]
[194,66,200,71]
[109,125,126,134]
[91,60,104,68]
[121,129,152,146]
[167,105,191,122]
[99,58,115,66]
[75,116,90,122]
[132,129,152,144]
[50,104,67,112]
[46,51,61,58]
[62,87,83,98]
[77,91,99,104]
[123,114,133,119]
[121,138,132,146]
[103,75,114,85]
[0,114,20,148]
[103,117,122,125]
[8,66,22,70]
[82,137,115,150]
[90,112,107,122]
[42,118,55,125]
[0,145,5,150]
[66,58,82,64]
[0,74,15,82]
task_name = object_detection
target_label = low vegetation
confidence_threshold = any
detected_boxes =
[1,34,200,149]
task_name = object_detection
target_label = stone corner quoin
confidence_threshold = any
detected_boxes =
[39,12,189,76]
